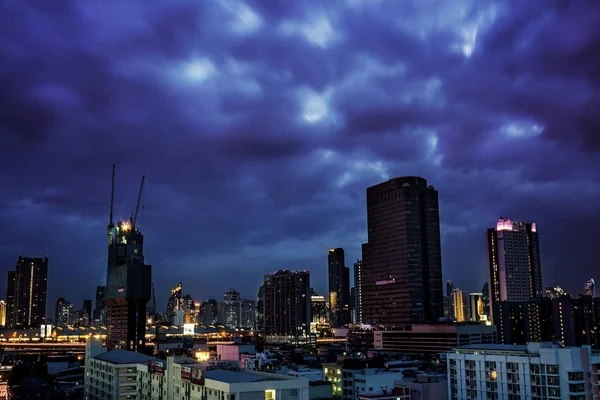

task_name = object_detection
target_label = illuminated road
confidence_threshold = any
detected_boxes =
[0,342,86,353]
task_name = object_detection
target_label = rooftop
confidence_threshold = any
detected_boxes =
[94,349,157,364]
[204,370,284,384]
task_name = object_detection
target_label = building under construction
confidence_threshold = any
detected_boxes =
[105,166,152,353]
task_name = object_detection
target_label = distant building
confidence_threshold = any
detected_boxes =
[6,255,48,328]
[353,260,363,324]
[486,217,543,323]
[361,177,443,327]
[55,297,72,326]
[94,285,105,322]
[310,291,329,333]
[199,299,219,326]
[468,293,484,322]
[585,279,596,297]
[223,288,241,329]
[256,285,264,330]
[452,289,468,322]
[263,270,311,338]
[83,300,92,324]
[0,300,6,327]
[328,248,351,328]
[448,342,599,400]
[240,298,256,330]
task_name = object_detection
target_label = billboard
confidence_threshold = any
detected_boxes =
[191,368,204,385]
[183,323,195,335]
[148,360,165,376]
[181,366,191,381]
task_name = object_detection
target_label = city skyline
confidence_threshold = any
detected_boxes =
[2,1,600,310]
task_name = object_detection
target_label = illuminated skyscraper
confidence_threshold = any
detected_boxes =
[105,167,151,352]
[486,217,543,323]
[469,293,484,322]
[353,260,363,324]
[361,177,443,327]
[94,285,105,322]
[0,301,6,327]
[328,248,351,328]
[6,256,48,328]
[223,288,241,329]
[452,289,468,322]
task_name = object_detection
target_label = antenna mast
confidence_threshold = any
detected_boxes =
[109,165,115,227]
[132,175,145,230]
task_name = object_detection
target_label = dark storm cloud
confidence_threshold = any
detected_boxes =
[1,0,599,309]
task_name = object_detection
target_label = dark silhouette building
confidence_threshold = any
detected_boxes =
[199,299,219,326]
[486,217,543,323]
[263,270,311,337]
[328,248,350,328]
[83,300,92,323]
[353,260,363,324]
[6,256,48,328]
[105,168,152,352]
[361,176,443,327]
[94,285,105,322]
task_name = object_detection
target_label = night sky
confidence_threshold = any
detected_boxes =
[1,0,599,312]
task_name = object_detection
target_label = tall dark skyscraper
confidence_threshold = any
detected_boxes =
[328,248,351,328]
[486,217,543,323]
[361,176,443,327]
[353,260,363,324]
[83,300,92,323]
[5,256,48,329]
[263,270,311,337]
[94,285,105,321]
[105,167,152,352]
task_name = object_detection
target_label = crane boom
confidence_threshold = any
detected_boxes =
[132,175,145,230]
[109,165,116,227]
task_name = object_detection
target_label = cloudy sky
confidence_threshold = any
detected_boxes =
[1,0,599,311]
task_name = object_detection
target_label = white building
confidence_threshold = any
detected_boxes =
[447,342,600,400]
[138,356,310,400]
[84,339,158,400]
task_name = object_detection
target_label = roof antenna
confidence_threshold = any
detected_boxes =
[109,165,115,228]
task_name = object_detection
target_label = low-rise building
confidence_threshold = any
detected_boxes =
[447,342,600,400]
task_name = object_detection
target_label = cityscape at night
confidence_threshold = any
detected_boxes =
[1,0,599,399]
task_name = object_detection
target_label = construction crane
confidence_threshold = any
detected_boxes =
[132,175,145,231]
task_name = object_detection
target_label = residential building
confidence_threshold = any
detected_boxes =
[486,217,543,323]
[263,270,311,339]
[84,339,157,400]
[452,289,468,322]
[0,300,5,326]
[328,248,351,328]
[374,324,496,355]
[94,285,105,322]
[6,255,48,328]
[361,177,443,327]
[240,298,256,330]
[223,289,241,329]
[199,299,219,326]
[468,293,484,322]
[448,342,599,400]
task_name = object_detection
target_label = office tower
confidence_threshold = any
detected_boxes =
[328,248,351,328]
[469,293,483,322]
[585,279,596,297]
[199,299,219,326]
[481,282,489,315]
[452,289,468,322]
[167,283,183,325]
[240,299,256,330]
[353,260,363,324]
[310,290,328,326]
[5,255,48,328]
[182,294,195,324]
[0,301,6,326]
[263,270,311,337]
[105,167,152,352]
[82,300,92,325]
[256,286,264,330]
[223,288,241,329]
[486,217,543,323]
[361,176,443,327]
[94,285,106,322]
[55,299,73,326]
[446,280,454,297]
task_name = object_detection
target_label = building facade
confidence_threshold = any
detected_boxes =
[223,289,241,329]
[452,289,468,322]
[448,342,599,400]
[353,260,363,324]
[263,270,311,338]
[486,217,543,323]
[361,177,443,327]
[5,255,48,328]
[328,248,351,328]
[94,285,105,322]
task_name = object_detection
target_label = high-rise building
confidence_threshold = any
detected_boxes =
[468,293,484,322]
[94,285,106,322]
[83,300,92,325]
[0,300,6,327]
[198,299,219,326]
[55,298,73,326]
[446,280,454,297]
[240,299,256,330]
[223,288,241,329]
[105,168,152,352]
[353,260,363,324]
[328,248,351,328]
[167,283,183,325]
[452,289,468,322]
[486,217,543,323]
[585,279,596,297]
[6,256,48,328]
[361,176,443,327]
[263,270,311,337]
[256,286,264,330]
